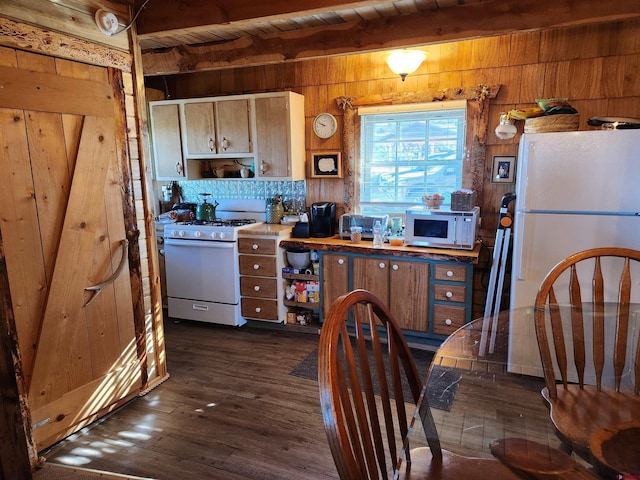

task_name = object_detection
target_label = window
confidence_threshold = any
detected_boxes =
[358,101,466,216]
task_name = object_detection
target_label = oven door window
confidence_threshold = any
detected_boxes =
[414,218,451,239]
[165,239,239,304]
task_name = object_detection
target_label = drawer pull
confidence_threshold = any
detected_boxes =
[252,244,259,250]
[253,264,260,270]
[445,319,452,326]
[378,262,385,269]
[392,264,399,270]
[255,307,261,313]
[338,258,344,265]
[446,270,454,277]
[445,291,453,298]
[254,285,260,291]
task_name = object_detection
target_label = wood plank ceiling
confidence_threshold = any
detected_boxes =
[136,0,640,75]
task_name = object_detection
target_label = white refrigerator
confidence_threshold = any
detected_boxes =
[508,129,640,377]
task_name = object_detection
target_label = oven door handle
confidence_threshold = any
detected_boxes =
[165,238,236,249]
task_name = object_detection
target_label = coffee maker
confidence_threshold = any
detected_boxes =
[309,202,336,237]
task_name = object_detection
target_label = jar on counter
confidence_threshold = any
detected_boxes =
[350,226,363,244]
[266,197,284,224]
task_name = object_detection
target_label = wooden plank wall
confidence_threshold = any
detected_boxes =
[168,18,640,242]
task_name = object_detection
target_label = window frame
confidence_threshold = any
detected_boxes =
[356,100,467,215]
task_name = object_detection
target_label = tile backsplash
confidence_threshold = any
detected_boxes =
[167,179,306,210]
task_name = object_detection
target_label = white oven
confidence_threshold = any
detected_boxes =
[165,238,244,326]
[163,199,265,326]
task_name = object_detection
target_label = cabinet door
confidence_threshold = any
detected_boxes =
[389,260,429,331]
[322,253,350,318]
[255,96,288,178]
[216,99,251,154]
[353,257,389,306]
[150,103,185,179]
[184,102,215,155]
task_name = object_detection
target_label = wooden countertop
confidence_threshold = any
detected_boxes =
[239,223,293,237]
[280,235,481,263]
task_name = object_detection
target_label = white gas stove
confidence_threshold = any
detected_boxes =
[165,218,257,242]
[163,199,265,326]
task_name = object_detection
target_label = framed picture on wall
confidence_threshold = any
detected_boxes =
[310,151,342,178]
[491,155,517,183]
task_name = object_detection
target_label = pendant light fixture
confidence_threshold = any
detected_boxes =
[385,49,426,81]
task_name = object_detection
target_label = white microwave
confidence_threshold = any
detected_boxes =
[404,206,479,250]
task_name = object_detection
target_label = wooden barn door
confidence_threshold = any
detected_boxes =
[0,51,141,451]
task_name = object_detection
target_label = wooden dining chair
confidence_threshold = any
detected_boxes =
[318,289,519,480]
[533,247,640,460]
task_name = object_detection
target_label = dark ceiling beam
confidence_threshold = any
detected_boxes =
[141,0,640,76]
[135,0,391,37]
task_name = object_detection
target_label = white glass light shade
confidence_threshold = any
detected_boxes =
[495,112,517,139]
[385,50,426,81]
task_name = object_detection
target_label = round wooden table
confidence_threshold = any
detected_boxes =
[397,307,640,478]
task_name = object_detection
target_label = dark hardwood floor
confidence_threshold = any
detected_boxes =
[42,317,338,480]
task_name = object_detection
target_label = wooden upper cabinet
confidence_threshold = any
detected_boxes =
[255,92,305,180]
[149,102,186,180]
[216,99,251,155]
[149,92,304,180]
[184,99,251,156]
[183,102,216,155]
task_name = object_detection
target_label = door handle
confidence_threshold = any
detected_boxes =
[84,239,129,306]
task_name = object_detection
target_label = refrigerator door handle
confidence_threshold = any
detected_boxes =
[514,213,529,281]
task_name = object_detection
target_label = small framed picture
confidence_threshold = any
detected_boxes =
[310,151,342,178]
[491,155,517,183]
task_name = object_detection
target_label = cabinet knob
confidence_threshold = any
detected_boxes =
[253,264,260,270]
[378,262,385,269]
[392,264,399,271]
[446,270,454,277]
[255,307,261,313]
[445,319,452,326]
[221,137,230,151]
[254,285,260,291]
[175,162,183,175]
[208,137,214,152]
[338,258,344,265]
[252,244,259,250]
[445,291,453,298]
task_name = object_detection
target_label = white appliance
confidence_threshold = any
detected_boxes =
[404,206,479,250]
[164,199,265,326]
[508,129,640,376]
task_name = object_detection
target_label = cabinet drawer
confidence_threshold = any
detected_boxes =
[432,305,466,335]
[434,264,468,282]
[241,297,279,321]
[238,237,277,255]
[240,276,278,298]
[239,255,277,277]
[433,284,466,303]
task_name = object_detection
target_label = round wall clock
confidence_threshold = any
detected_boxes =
[313,113,338,139]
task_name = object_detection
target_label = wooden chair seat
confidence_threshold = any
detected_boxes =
[542,385,640,451]
[489,438,600,480]
[399,447,518,480]
[589,421,640,476]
